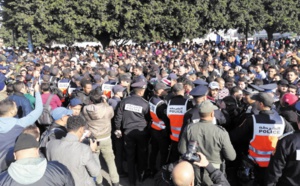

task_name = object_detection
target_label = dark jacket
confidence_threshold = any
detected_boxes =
[8,92,33,118]
[266,130,300,186]
[0,158,74,186]
[115,94,150,134]
[278,106,298,130]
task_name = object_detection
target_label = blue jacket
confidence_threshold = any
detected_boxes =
[0,92,43,172]
[8,92,33,118]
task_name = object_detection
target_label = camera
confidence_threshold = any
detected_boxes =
[181,141,200,163]
[82,136,98,146]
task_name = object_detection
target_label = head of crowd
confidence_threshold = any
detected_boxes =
[1,38,300,186]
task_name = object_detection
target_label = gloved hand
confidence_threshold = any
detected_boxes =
[114,130,122,138]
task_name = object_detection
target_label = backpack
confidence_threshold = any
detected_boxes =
[38,94,54,125]
[39,127,64,157]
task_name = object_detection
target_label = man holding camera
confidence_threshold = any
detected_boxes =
[46,116,101,186]
[178,100,236,185]
[172,152,230,186]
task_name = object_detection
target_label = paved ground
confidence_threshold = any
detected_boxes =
[99,157,155,186]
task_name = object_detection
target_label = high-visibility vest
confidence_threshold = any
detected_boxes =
[248,114,285,167]
[167,99,189,142]
[149,97,166,131]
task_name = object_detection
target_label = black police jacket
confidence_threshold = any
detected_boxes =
[114,94,151,134]
[266,130,300,186]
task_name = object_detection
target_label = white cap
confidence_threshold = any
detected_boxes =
[209,81,219,90]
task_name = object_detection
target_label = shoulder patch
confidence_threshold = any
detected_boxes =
[278,131,294,140]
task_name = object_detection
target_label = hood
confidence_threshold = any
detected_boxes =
[84,103,107,120]
[8,158,47,185]
[0,118,18,133]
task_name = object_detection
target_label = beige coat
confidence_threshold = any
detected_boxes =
[82,103,114,139]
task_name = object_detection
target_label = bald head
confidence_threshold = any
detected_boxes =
[172,161,194,186]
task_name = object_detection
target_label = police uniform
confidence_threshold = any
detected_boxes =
[148,91,170,174]
[114,81,150,185]
[181,86,228,139]
[230,93,294,185]
[266,130,300,185]
[167,85,193,163]
[178,100,236,186]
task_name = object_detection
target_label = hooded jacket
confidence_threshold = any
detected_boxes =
[0,92,43,172]
[82,102,114,139]
[0,158,74,186]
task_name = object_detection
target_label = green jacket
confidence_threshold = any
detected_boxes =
[178,120,236,165]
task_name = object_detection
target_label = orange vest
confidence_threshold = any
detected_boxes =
[149,98,166,131]
[167,99,189,142]
[248,115,285,167]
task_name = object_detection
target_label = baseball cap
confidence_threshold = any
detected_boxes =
[239,69,248,74]
[14,133,39,152]
[69,98,82,107]
[199,100,218,114]
[281,93,298,106]
[223,62,231,67]
[209,81,219,90]
[251,93,274,108]
[51,107,73,121]
[277,79,289,86]
[167,73,178,80]
[112,85,126,94]
[189,85,208,97]
[154,82,169,91]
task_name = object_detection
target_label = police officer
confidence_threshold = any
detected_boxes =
[118,74,131,99]
[178,100,236,186]
[230,93,294,185]
[237,84,262,126]
[148,82,170,176]
[265,102,300,185]
[114,81,150,186]
[109,85,127,177]
[182,85,209,129]
[167,83,193,163]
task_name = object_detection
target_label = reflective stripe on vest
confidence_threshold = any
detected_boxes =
[167,99,189,142]
[248,155,270,162]
[152,121,166,130]
[249,145,273,155]
[149,99,166,130]
[248,114,285,167]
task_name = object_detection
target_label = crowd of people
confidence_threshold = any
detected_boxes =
[0,38,300,186]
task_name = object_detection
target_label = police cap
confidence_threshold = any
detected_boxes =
[190,85,208,97]
[131,81,147,89]
[259,83,277,93]
[243,84,263,95]
[193,79,208,86]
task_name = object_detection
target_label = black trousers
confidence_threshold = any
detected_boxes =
[149,128,170,171]
[112,132,125,174]
[124,129,150,184]
[169,141,180,163]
